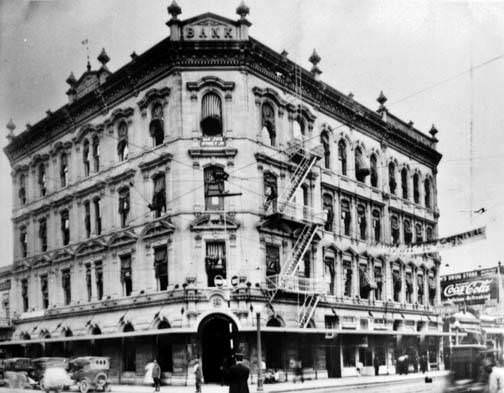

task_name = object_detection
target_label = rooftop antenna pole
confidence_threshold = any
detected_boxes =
[82,38,91,70]
[469,43,474,227]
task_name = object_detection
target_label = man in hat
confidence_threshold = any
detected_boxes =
[228,353,249,393]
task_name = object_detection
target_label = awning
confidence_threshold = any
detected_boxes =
[0,327,193,347]
[483,327,504,335]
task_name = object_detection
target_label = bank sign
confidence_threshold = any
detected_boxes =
[441,267,501,305]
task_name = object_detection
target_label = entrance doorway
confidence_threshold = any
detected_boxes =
[198,313,237,383]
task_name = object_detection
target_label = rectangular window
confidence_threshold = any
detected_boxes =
[151,175,167,218]
[19,226,27,258]
[120,254,133,296]
[205,241,226,287]
[344,261,352,297]
[39,218,47,252]
[84,201,91,238]
[94,198,102,235]
[95,261,103,300]
[21,279,29,312]
[40,274,49,309]
[417,275,424,304]
[60,153,68,188]
[324,257,336,295]
[374,265,383,301]
[265,244,280,277]
[204,166,226,211]
[85,263,92,302]
[60,210,70,246]
[118,188,130,228]
[93,137,100,172]
[61,268,71,305]
[393,269,401,302]
[341,200,351,236]
[405,271,413,303]
[154,246,168,291]
[83,140,90,177]
[38,164,47,197]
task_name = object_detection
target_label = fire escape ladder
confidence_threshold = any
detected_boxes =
[258,283,275,313]
[298,294,321,328]
[278,152,318,212]
[282,224,318,276]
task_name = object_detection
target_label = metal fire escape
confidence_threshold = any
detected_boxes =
[263,142,326,328]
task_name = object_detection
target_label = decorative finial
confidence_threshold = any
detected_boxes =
[281,49,289,58]
[236,0,250,19]
[348,92,354,99]
[130,51,138,60]
[167,0,182,19]
[408,121,414,128]
[377,91,387,107]
[66,72,76,86]
[6,118,15,138]
[86,60,91,72]
[309,49,321,66]
[429,124,438,139]
[97,48,110,66]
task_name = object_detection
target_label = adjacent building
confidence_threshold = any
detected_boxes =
[1,2,444,384]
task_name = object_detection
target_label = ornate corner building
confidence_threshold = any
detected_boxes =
[1,2,445,384]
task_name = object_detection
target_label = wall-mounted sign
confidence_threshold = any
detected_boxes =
[441,266,501,305]
[183,23,235,41]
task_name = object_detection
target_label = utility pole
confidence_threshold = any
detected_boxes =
[256,312,263,392]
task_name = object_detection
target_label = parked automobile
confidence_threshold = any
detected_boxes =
[0,357,34,389]
[32,357,71,392]
[68,356,111,393]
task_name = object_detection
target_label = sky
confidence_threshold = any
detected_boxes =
[0,0,503,275]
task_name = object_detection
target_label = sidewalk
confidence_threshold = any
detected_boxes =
[109,370,449,393]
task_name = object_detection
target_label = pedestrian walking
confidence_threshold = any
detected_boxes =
[152,359,161,392]
[194,358,203,393]
[373,355,380,376]
[144,360,155,386]
[228,353,249,393]
[420,355,427,374]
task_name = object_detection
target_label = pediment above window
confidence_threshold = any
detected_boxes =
[107,229,137,249]
[32,254,51,268]
[141,218,175,240]
[190,213,239,232]
[75,239,107,257]
[74,123,104,144]
[52,248,74,263]
[107,169,136,189]
[252,87,289,109]
[139,153,173,173]
[186,76,236,93]
[137,87,171,116]
[29,153,50,168]
[50,140,73,157]
[103,107,134,129]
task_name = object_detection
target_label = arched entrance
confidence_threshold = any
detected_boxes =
[198,313,238,383]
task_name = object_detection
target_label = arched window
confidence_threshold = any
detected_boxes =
[424,178,432,208]
[117,121,129,161]
[338,140,347,176]
[355,147,369,182]
[357,204,367,240]
[413,173,420,204]
[293,117,304,140]
[263,172,278,211]
[38,163,47,197]
[323,194,334,231]
[83,139,90,177]
[372,209,381,242]
[417,272,425,305]
[404,219,412,244]
[388,162,396,195]
[150,103,165,146]
[321,131,330,169]
[18,174,26,205]
[150,174,166,218]
[60,152,68,187]
[415,223,423,244]
[92,135,100,172]
[261,103,276,146]
[370,154,378,187]
[201,93,222,136]
[401,167,408,199]
[60,209,70,246]
[391,215,399,245]
[341,199,351,236]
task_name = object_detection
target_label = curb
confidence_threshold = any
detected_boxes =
[267,373,447,393]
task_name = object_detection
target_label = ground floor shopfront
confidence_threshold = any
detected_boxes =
[0,314,445,385]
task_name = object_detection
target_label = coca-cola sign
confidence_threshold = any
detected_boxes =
[441,267,500,305]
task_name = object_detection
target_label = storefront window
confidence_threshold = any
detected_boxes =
[343,346,356,367]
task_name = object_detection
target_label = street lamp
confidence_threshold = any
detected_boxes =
[256,308,264,392]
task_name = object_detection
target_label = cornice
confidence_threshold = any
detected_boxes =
[5,37,441,169]
[138,152,173,172]
[106,168,136,187]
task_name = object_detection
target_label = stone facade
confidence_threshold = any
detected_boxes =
[1,4,444,384]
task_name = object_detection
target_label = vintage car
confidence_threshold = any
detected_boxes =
[32,357,71,392]
[443,345,497,393]
[69,356,111,393]
[0,357,34,389]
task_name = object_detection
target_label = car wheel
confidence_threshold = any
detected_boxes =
[79,379,90,393]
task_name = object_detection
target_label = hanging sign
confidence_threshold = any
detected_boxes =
[369,227,486,257]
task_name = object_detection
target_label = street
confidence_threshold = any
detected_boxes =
[0,377,447,393]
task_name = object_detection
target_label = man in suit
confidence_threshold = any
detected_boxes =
[228,353,249,393]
